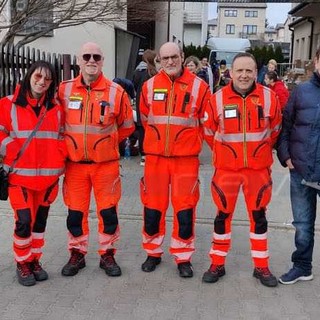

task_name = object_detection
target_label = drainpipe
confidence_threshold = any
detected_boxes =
[289,25,294,64]
[307,18,314,60]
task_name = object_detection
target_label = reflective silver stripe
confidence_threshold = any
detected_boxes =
[0,125,8,133]
[147,77,155,107]
[215,130,270,142]
[209,249,228,256]
[11,102,19,133]
[215,90,225,132]
[11,168,64,176]
[13,131,60,139]
[263,87,271,116]
[147,114,198,127]
[65,123,117,135]
[251,250,269,258]
[109,83,117,112]
[140,114,148,122]
[213,232,231,240]
[250,232,267,240]
[0,136,14,156]
[122,119,135,128]
[204,127,214,136]
[273,124,281,131]
[190,77,201,111]
[64,82,73,101]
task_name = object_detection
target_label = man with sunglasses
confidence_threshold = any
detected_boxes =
[58,42,135,277]
[139,42,211,278]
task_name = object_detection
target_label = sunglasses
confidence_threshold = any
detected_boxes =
[82,54,102,62]
[34,73,52,83]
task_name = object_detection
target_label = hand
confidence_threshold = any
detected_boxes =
[286,158,294,169]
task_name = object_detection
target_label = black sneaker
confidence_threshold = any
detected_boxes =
[100,250,122,277]
[141,256,161,272]
[202,264,226,283]
[61,249,86,276]
[16,262,36,286]
[177,261,193,278]
[253,267,278,287]
[30,260,48,281]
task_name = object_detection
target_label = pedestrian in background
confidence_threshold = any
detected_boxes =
[133,49,158,166]
[216,59,231,90]
[184,55,208,83]
[58,42,134,278]
[277,47,320,285]
[139,42,211,278]
[264,70,289,112]
[0,60,67,286]
[203,52,282,287]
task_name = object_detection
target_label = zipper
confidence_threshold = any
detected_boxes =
[242,98,248,167]
[84,87,91,161]
[165,82,174,156]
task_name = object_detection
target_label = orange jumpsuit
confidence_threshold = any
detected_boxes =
[140,68,211,263]
[204,82,282,268]
[0,86,67,262]
[58,73,134,255]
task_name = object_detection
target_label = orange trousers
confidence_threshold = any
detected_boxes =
[9,180,59,263]
[140,155,200,263]
[209,168,272,268]
[63,161,121,255]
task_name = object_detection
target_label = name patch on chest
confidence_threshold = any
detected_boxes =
[224,104,238,119]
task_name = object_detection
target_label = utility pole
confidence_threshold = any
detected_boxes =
[167,0,171,41]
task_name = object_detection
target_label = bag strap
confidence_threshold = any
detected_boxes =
[9,104,48,173]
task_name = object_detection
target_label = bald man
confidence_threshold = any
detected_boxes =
[139,42,211,277]
[58,42,135,277]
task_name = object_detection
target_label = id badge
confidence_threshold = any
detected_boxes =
[224,105,238,119]
[68,101,82,109]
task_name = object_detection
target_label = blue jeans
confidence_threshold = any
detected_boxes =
[290,170,320,273]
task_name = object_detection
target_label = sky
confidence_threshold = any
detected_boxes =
[209,3,292,27]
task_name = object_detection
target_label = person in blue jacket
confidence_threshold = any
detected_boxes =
[277,47,320,285]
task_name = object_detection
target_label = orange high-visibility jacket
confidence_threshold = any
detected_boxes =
[58,73,135,163]
[0,86,67,191]
[204,82,282,170]
[139,68,211,157]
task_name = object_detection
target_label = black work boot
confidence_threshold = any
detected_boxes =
[30,259,48,281]
[253,267,278,287]
[100,250,122,277]
[177,261,193,278]
[16,262,36,286]
[202,264,226,283]
[61,249,86,276]
[141,256,161,272]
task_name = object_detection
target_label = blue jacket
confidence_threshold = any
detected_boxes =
[277,72,320,181]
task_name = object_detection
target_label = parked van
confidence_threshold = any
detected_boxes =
[207,37,251,68]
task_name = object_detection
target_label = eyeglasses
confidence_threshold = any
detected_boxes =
[160,55,180,63]
[82,54,102,62]
[33,73,52,83]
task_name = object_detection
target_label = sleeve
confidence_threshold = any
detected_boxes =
[277,83,290,111]
[276,88,297,167]
[139,81,150,129]
[117,90,135,143]
[203,95,218,149]
[0,99,21,168]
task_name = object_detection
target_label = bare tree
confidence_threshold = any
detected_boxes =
[0,0,159,47]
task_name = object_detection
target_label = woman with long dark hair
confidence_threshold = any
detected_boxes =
[0,60,67,286]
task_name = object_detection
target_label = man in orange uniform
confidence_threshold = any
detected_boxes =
[58,42,134,277]
[139,42,211,278]
[203,52,282,287]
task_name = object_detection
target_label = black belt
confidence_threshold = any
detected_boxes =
[68,160,95,164]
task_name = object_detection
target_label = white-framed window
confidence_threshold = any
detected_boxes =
[245,10,258,18]
[12,0,53,36]
[224,10,237,17]
[243,25,257,35]
[226,24,235,34]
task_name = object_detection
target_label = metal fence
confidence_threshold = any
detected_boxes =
[0,43,80,98]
